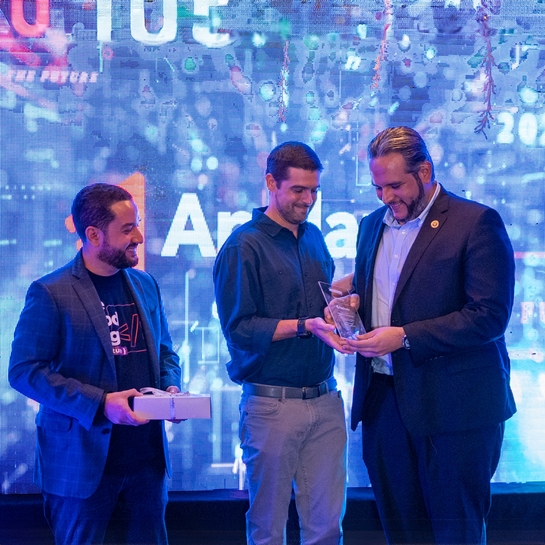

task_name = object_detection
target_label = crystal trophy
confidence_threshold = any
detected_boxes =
[318,281,365,339]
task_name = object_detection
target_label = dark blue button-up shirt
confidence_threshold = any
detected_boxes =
[213,207,335,387]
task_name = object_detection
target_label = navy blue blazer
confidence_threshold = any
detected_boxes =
[351,188,516,435]
[9,251,181,498]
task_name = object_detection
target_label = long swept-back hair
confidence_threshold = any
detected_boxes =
[368,127,435,182]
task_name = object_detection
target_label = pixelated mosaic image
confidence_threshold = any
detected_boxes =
[1,0,544,492]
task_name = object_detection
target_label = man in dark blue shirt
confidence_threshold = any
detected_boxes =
[213,142,348,545]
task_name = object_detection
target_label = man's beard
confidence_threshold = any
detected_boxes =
[403,175,427,222]
[275,197,313,226]
[97,241,138,269]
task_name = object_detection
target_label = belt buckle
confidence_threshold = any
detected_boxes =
[301,387,308,400]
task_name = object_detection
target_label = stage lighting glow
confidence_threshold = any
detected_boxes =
[1,0,544,494]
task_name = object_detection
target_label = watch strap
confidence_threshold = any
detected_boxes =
[297,317,312,339]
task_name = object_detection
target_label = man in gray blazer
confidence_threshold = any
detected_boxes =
[342,127,516,544]
[9,183,181,545]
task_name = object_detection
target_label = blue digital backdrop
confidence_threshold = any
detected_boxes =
[1,0,544,493]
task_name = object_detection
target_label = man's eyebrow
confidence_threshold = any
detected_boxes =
[372,180,403,186]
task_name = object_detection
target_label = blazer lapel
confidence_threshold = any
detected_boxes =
[359,210,386,332]
[393,188,450,305]
[71,252,116,371]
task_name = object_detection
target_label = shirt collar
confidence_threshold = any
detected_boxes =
[383,182,441,228]
[252,206,308,237]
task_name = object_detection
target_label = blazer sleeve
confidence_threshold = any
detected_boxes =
[402,206,515,364]
[8,280,104,431]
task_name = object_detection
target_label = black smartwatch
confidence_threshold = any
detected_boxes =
[296,317,312,339]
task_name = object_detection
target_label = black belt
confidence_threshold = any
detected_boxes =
[243,377,337,400]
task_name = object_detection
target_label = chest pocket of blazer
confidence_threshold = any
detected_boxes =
[36,410,73,432]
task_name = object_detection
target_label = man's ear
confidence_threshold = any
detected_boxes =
[419,161,433,184]
[265,173,277,191]
[85,226,103,247]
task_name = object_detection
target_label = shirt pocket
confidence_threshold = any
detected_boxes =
[312,258,334,293]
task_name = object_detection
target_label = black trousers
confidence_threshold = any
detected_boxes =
[361,373,504,545]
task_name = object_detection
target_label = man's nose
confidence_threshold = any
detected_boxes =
[381,187,395,203]
[133,227,144,243]
[301,190,315,205]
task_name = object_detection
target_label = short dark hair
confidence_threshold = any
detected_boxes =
[368,126,435,182]
[71,183,133,241]
[266,141,323,184]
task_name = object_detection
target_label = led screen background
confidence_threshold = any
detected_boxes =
[1,0,544,493]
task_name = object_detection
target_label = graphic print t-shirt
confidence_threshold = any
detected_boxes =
[89,270,163,474]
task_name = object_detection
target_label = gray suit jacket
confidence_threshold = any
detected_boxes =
[9,251,181,498]
[351,188,517,435]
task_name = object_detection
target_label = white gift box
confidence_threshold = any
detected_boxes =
[131,388,211,420]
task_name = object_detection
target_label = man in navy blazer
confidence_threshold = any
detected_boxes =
[342,127,516,544]
[9,183,181,545]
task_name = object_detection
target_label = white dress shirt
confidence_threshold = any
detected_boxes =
[371,183,440,375]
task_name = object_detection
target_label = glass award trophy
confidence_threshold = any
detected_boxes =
[318,281,365,339]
